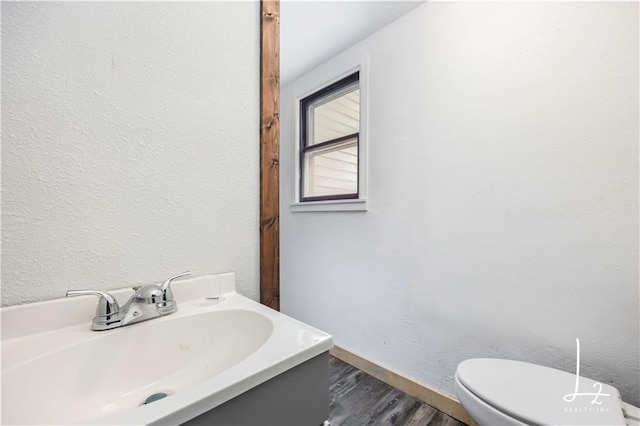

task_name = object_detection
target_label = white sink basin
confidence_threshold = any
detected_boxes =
[3,309,273,425]
[1,273,332,425]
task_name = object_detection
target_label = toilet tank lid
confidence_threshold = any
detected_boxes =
[456,358,627,426]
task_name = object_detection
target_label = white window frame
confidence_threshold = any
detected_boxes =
[290,54,369,212]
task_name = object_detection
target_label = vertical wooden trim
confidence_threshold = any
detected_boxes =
[260,0,280,311]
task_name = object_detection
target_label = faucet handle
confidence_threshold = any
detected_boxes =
[160,271,191,292]
[66,290,120,317]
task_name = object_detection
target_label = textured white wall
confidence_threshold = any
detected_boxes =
[280,1,423,86]
[1,2,260,306]
[281,2,639,405]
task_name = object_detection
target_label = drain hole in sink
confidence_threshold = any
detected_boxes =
[141,392,171,406]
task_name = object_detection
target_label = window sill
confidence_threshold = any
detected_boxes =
[290,199,367,212]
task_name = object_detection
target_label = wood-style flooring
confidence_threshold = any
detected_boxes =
[329,356,468,426]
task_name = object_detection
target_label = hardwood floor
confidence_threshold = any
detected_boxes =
[329,356,468,426]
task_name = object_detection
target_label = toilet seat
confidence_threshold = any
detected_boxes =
[455,358,628,426]
[455,373,530,425]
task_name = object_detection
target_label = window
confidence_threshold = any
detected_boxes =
[300,72,360,202]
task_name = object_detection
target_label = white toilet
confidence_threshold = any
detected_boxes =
[455,358,640,426]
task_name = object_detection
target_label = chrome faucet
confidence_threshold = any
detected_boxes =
[66,271,191,331]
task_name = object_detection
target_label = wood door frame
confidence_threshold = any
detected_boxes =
[260,0,280,311]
